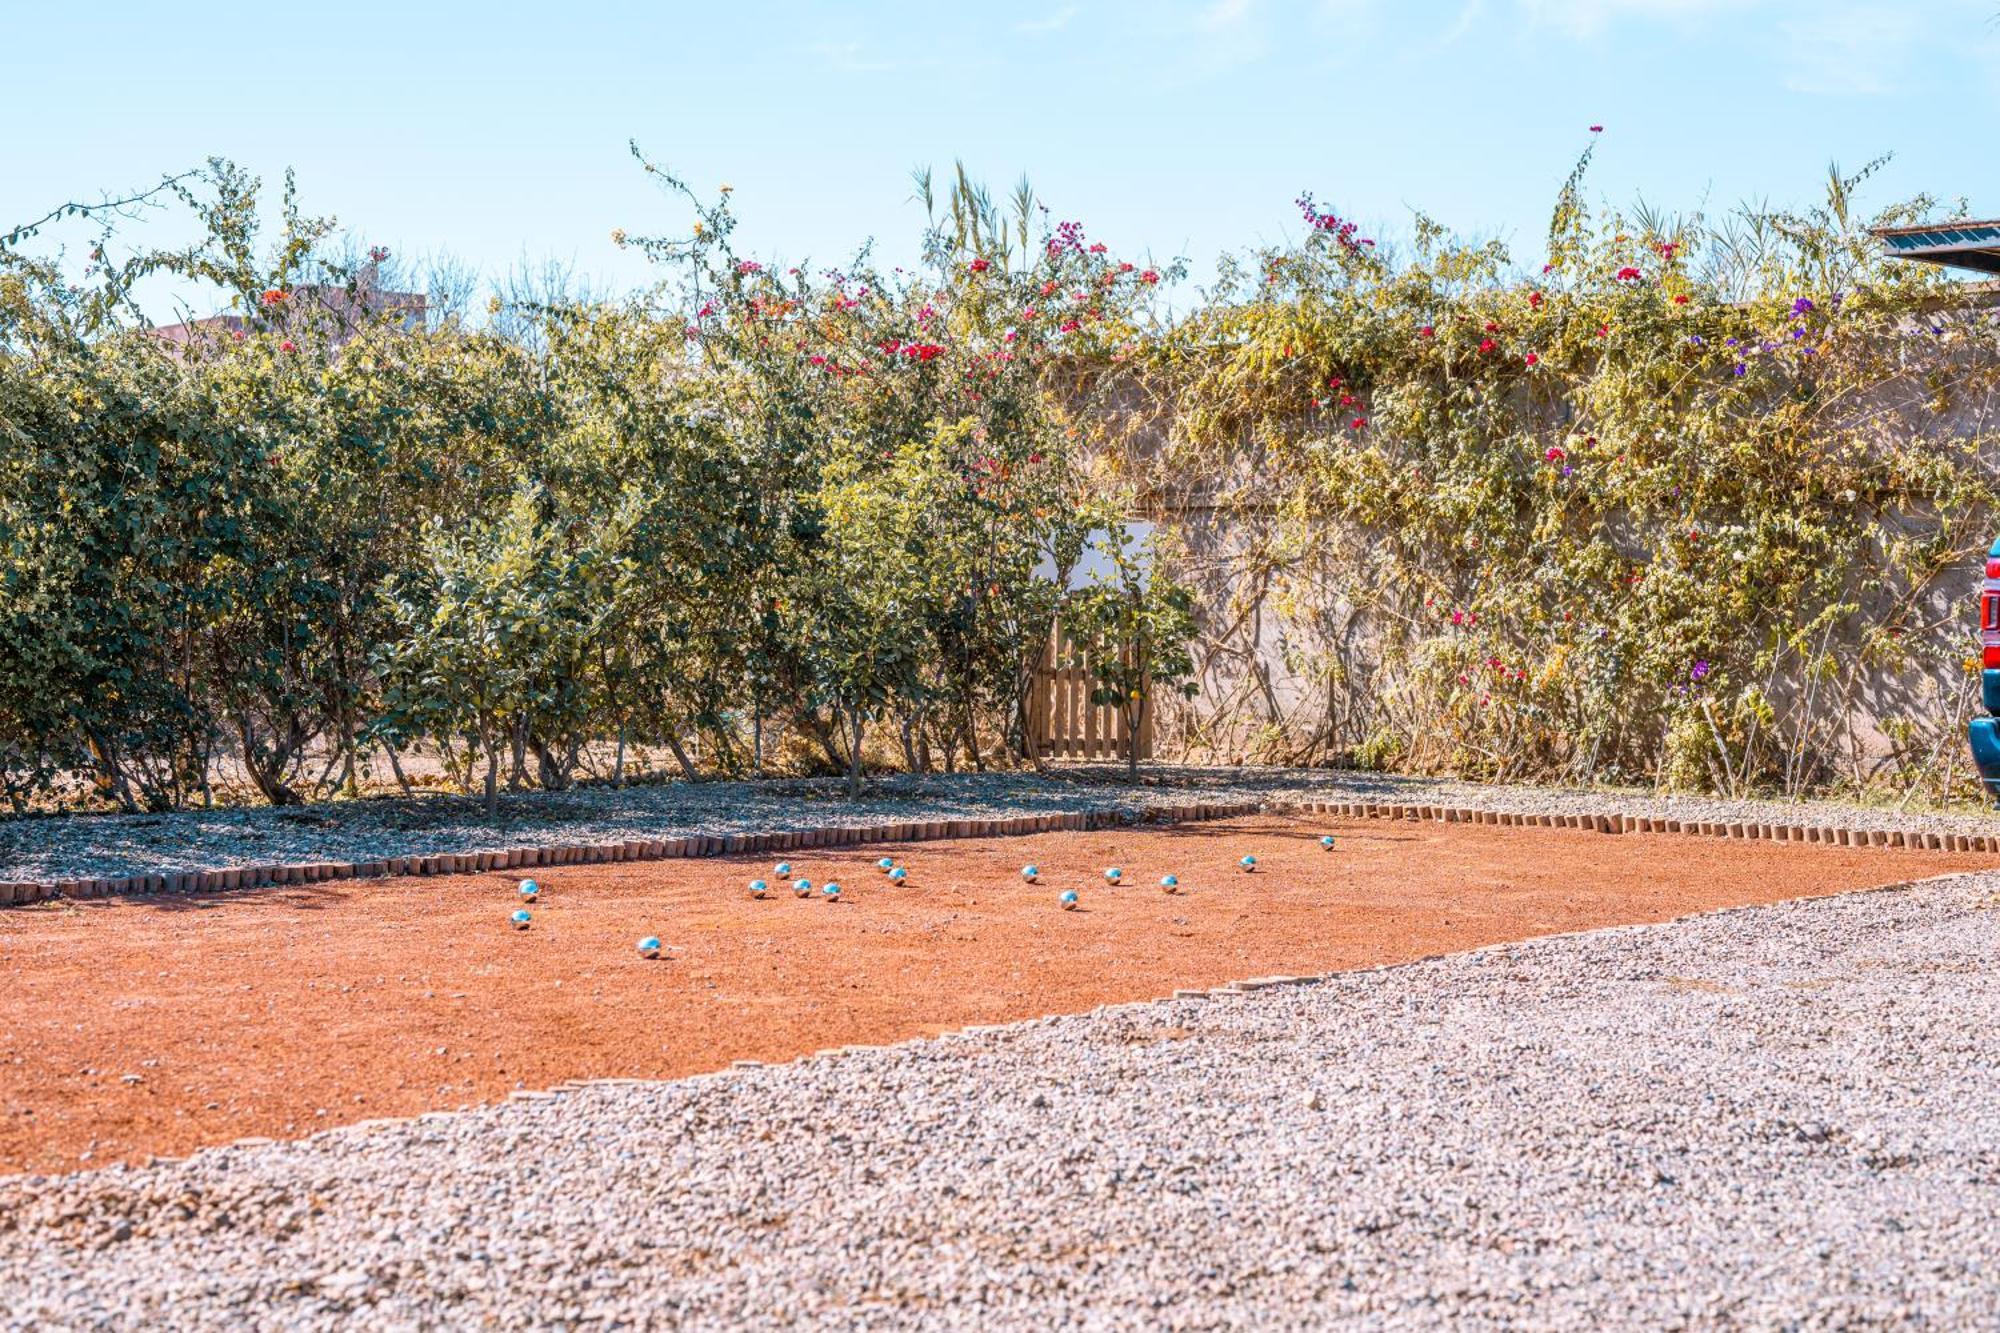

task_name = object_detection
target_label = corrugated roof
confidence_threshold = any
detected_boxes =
[1873,220,2000,275]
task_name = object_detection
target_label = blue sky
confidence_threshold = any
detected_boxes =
[5,0,1997,314]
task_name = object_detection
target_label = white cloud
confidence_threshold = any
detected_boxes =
[812,40,899,74]
[1197,0,1255,29]
[1516,0,1757,38]
[1015,5,1078,34]
[1780,6,1911,94]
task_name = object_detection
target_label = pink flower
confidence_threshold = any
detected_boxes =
[1544,446,1565,463]
[1088,242,1107,253]
[1419,325,1434,338]
[1139,270,1160,284]
[1525,352,1539,366]
[280,339,297,352]
[1589,124,1603,133]
[1478,338,1496,354]
[1058,319,1080,333]
[736,260,762,274]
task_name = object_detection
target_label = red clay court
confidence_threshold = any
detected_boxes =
[1,813,1987,1176]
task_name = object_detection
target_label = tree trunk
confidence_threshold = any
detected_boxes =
[848,710,866,798]
[663,732,701,783]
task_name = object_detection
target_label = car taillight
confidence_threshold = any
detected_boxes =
[1986,644,2000,668]
[1986,591,2000,634]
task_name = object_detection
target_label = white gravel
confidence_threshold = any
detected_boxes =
[5,869,1997,1329]
[5,764,1998,883]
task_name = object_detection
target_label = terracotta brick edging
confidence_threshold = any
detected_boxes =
[1267,798,2000,854]
[0,799,1266,909]
[6,793,1993,910]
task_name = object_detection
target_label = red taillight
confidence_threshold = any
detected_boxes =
[1988,559,2000,578]
[1986,592,2000,633]
[1986,645,2000,668]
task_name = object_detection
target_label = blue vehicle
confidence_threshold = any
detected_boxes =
[1970,536,2000,801]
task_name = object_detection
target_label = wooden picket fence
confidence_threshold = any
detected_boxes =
[1023,624,1154,762]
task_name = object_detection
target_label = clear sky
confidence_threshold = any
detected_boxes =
[5,0,1996,314]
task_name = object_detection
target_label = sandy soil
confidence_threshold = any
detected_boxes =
[1,814,1987,1177]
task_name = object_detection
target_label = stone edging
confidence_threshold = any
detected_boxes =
[7,792,1990,909]
[1273,797,1999,852]
[0,800,1264,908]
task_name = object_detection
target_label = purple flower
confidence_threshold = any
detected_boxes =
[1560,465,1574,478]
[1724,337,1739,347]
[1690,660,1711,682]
[1688,334,1705,346]
[1791,328,1805,339]
[1791,297,1814,316]
[1733,363,1746,376]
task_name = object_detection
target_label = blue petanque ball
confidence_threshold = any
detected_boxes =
[1059,889,1079,910]
[750,879,768,898]
[1320,835,1336,850]
[1240,855,1257,872]
[511,909,532,929]
[888,867,907,883]
[518,879,538,901]
[774,862,792,878]
[638,936,661,958]
[823,881,841,900]
[1021,864,1039,882]
[1160,874,1179,892]
[877,857,895,872]
[793,878,812,898]
[1103,867,1122,883]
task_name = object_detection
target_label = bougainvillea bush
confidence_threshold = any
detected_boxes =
[0,155,1179,809]
[1131,147,2000,803]
[2,144,1996,811]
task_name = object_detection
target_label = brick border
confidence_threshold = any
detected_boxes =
[5,794,1991,910]
[1269,797,1999,853]
[0,800,1264,909]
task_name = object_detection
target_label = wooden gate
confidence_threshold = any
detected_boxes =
[1023,624,1154,762]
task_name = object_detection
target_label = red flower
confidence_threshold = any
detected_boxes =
[279,339,297,352]
[1484,320,1499,332]
[1118,261,1134,273]
[1058,319,1079,333]
[1615,266,1642,282]
[1419,325,1434,338]
[1673,294,1690,305]
[1349,417,1367,430]
[1478,338,1496,354]
[1525,352,1539,366]
[1545,446,1565,463]
[1528,291,1543,308]
[968,258,991,273]
[1088,242,1107,254]
[261,288,286,306]
[1338,393,1355,406]
[1589,124,1603,133]
[1139,269,1160,284]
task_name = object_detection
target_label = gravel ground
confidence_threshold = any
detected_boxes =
[5,869,1997,1329]
[5,764,2000,883]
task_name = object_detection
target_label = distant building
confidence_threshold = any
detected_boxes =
[151,265,426,351]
